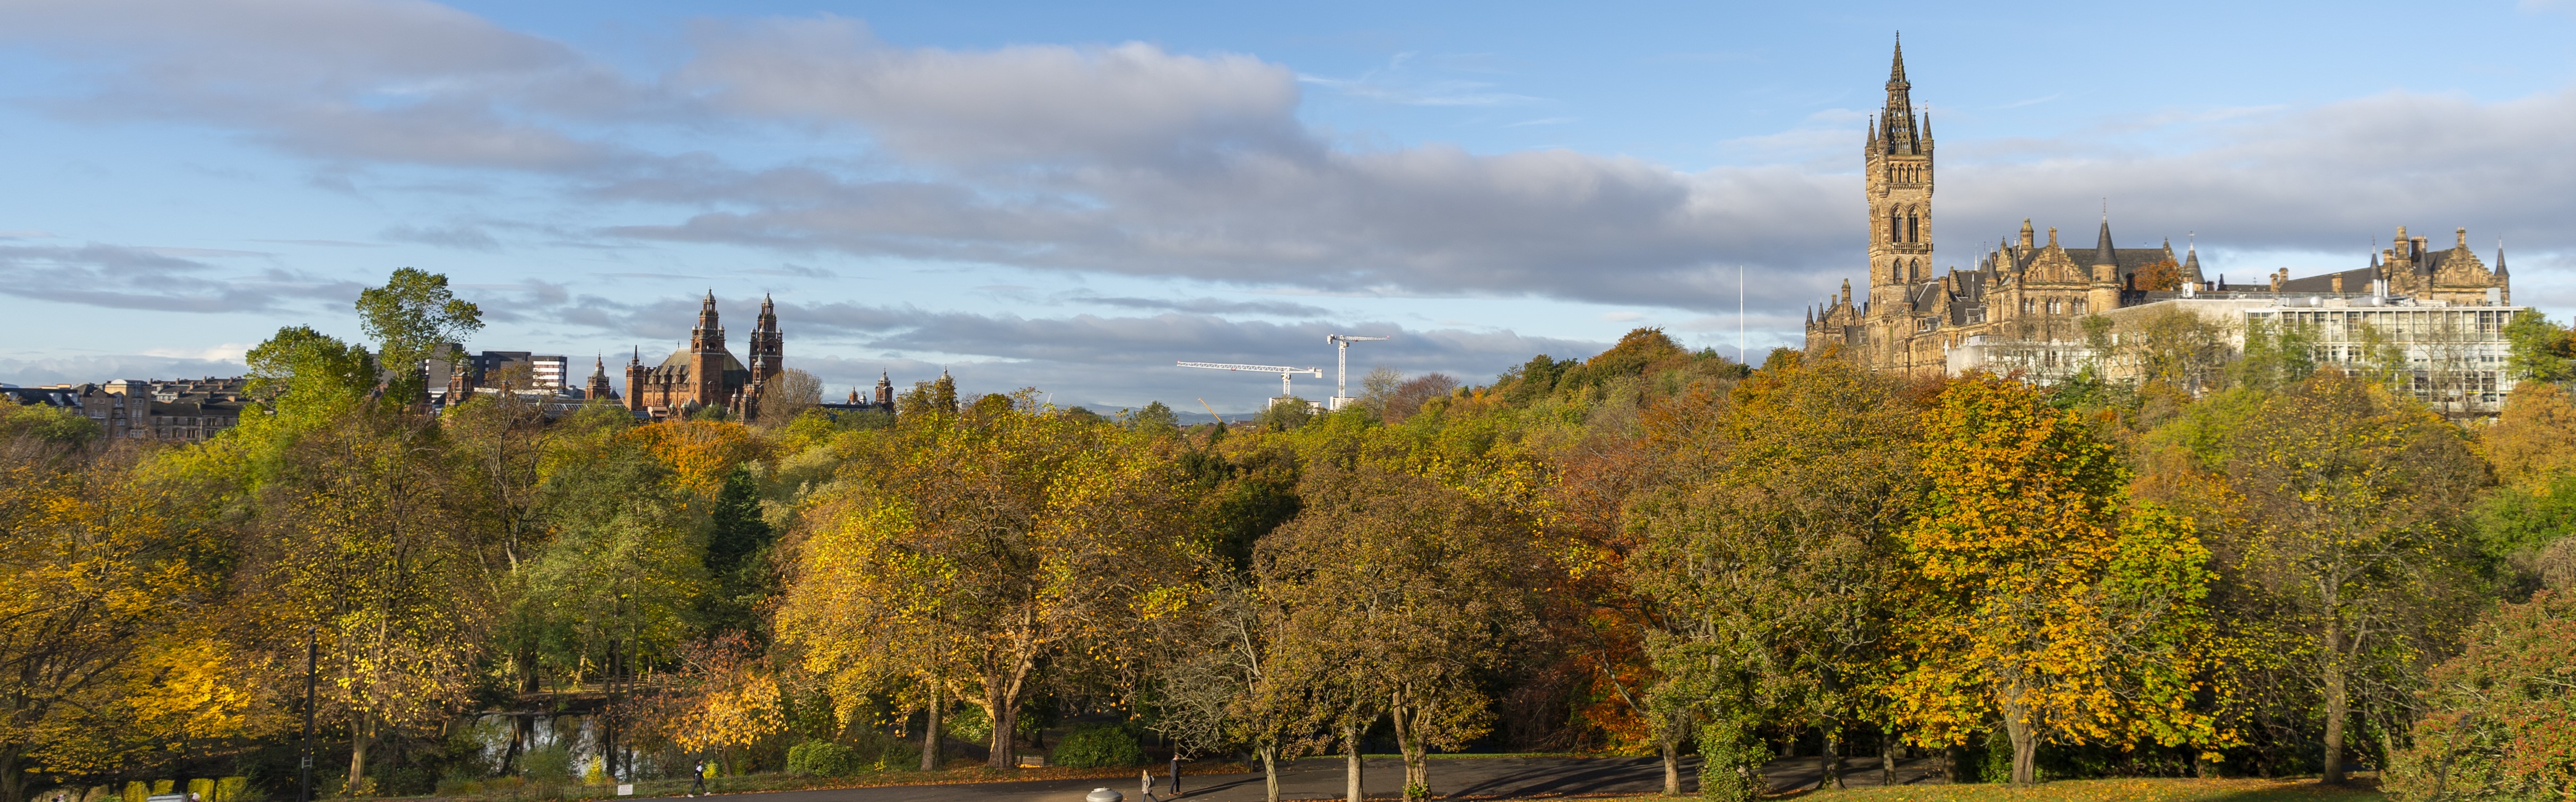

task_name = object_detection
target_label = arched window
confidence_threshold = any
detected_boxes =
[1889,210,1901,244]
[1907,212,1919,243]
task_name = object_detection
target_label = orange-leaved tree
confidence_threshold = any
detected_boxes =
[1887,373,2223,786]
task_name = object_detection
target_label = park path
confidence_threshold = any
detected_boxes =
[672,755,1946,801]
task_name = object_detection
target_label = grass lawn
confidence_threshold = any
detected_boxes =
[1595,777,2386,802]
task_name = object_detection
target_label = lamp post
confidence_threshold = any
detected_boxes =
[299,626,317,802]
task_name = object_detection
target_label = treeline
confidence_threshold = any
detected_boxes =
[4,274,2575,802]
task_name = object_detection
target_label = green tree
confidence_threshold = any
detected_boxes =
[703,465,777,636]
[354,268,484,404]
[1628,352,1917,792]
[2225,370,2488,784]
[2503,309,2575,383]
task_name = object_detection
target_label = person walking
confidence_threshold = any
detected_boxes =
[1169,755,1183,795]
[687,757,709,798]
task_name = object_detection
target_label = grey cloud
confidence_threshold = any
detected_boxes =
[1068,293,1333,317]
[0,243,357,313]
[681,17,1310,167]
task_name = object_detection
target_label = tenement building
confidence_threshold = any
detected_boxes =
[1804,40,2523,414]
[626,292,783,420]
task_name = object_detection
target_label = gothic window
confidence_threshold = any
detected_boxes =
[2074,299,2088,315]
[1907,212,1920,243]
[2048,300,2062,315]
[2021,298,2034,315]
[1889,211,1901,244]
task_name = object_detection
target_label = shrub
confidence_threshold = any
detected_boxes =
[212,778,249,802]
[2386,589,2576,800]
[1051,725,1144,769]
[785,742,859,777]
[519,745,574,783]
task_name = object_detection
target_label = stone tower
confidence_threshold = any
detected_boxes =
[1865,35,1934,324]
[585,355,615,401]
[690,291,728,407]
[749,294,783,386]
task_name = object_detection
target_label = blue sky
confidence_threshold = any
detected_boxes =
[6,0,2576,411]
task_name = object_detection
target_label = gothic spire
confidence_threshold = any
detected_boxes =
[2496,242,2509,278]
[1877,33,1920,155]
[2092,214,2118,266]
[1890,33,1908,87]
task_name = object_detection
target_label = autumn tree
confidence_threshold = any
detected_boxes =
[0,452,248,802]
[1261,463,1538,801]
[1629,352,1917,792]
[2383,590,2576,800]
[2225,370,2487,784]
[777,399,1199,770]
[1887,373,2222,786]
[244,411,492,795]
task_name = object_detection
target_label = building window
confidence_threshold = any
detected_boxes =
[2048,300,2062,315]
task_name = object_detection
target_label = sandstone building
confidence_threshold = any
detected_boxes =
[626,292,783,420]
[1804,40,2522,413]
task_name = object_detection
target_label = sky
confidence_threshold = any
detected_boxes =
[6,0,2576,412]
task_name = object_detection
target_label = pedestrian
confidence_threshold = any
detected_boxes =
[1169,754,1182,795]
[1140,769,1158,802]
[688,757,708,798]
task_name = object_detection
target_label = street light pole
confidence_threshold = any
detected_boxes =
[300,626,317,802]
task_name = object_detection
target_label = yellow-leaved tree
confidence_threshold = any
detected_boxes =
[1888,373,2223,786]
[777,394,1199,770]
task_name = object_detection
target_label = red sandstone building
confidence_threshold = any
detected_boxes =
[625,292,781,420]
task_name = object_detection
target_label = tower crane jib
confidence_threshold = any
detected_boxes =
[1176,361,1324,403]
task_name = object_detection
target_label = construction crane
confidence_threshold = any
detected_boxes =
[1325,334,1391,411]
[1177,362,1322,406]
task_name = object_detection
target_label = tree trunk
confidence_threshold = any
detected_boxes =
[2321,619,2347,785]
[1391,698,1429,801]
[1258,743,1281,802]
[1821,728,1841,789]
[346,709,373,796]
[920,688,942,772]
[1344,723,1364,802]
[1881,728,1901,787]
[1660,734,1682,796]
[2002,698,2035,787]
[1,746,24,802]
[990,698,1018,770]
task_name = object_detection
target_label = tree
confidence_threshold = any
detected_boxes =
[246,412,492,795]
[1887,373,2222,786]
[2225,370,2487,784]
[760,369,825,425]
[2131,257,2183,292]
[777,402,1199,770]
[1629,353,1916,792]
[2383,590,2576,800]
[354,268,484,404]
[1261,463,1537,801]
[703,465,777,636]
[0,454,230,802]
[2503,309,2575,384]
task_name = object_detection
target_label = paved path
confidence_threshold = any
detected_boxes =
[677,755,1947,801]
